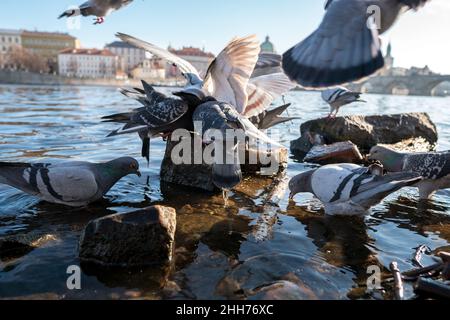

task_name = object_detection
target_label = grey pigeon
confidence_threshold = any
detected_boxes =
[102,81,205,162]
[193,99,284,190]
[369,145,450,199]
[282,0,431,88]
[58,0,134,24]
[0,157,140,207]
[289,163,422,216]
[321,87,366,118]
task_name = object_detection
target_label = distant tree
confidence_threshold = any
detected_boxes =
[6,46,49,73]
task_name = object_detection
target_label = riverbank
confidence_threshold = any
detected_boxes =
[0,70,181,88]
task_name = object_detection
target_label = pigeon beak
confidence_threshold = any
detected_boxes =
[289,191,295,200]
[136,170,142,178]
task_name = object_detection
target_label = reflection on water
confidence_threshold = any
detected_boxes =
[0,84,449,300]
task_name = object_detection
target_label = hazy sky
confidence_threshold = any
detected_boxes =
[1,0,449,73]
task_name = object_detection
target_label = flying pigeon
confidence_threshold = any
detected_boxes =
[0,157,141,207]
[102,81,205,162]
[193,99,284,191]
[369,146,450,199]
[289,163,422,216]
[116,33,295,118]
[282,0,431,88]
[58,0,134,25]
[321,87,366,118]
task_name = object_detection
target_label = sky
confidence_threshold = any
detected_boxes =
[1,0,449,73]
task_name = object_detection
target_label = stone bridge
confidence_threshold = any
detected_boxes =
[351,75,450,96]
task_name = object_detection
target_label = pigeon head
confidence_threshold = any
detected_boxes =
[109,157,142,178]
[289,169,315,200]
[368,146,404,172]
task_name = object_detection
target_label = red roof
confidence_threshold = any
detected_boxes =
[169,47,214,58]
[59,48,116,57]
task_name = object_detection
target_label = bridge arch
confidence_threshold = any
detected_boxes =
[428,80,450,97]
[386,81,409,95]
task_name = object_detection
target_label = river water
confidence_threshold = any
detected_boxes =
[0,84,449,300]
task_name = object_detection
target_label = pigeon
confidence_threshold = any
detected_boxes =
[369,145,450,199]
[248,103,299,130]
[193,99,284,191]
[321,87,366,118]
[102,81,205,162]
[58,0,134,25]
[116,33,295,118]
[0,157,141,207]
[289,163,422,216]
[282,0,431,88]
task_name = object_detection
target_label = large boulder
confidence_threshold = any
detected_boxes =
[79,206,176,267]
[161,136,288,192]
[291,113,438,159]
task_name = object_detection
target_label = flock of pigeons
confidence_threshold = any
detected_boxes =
[1,0,448,216]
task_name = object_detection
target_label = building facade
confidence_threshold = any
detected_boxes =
[21,30,79,72]
[105,41,146,74]
[58,48,119,79]
[131,57,166,81]
[0,29,22,68]
[167,46,215,78]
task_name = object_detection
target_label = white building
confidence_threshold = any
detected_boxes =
[0,29,22,68]
[131,58,166,81]
[167,47,215,78]
[58,48,119,79]
[105,41,146,74]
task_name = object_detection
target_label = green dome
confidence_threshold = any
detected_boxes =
[260,36,276,53]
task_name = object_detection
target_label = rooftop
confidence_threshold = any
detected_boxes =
[59,48,116,57]
[22,30,77,39]
[0,29,22,35]
[169,47,215,58]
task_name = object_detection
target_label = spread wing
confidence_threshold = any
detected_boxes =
[243,73,296,118]
[203,35,260,113]
[282,0,384,88]
[116,33,201,80]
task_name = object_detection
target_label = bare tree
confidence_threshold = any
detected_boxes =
[6,46,49,73]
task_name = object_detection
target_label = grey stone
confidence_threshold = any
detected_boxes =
[291,113,438,159]
[304,141,364,165]
[79,206,176,267]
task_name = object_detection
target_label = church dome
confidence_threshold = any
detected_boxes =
[260,36,276,53]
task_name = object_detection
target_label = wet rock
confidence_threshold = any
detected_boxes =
[0,232,58,261]
[160,137,288,192]
[249,280,318,300]
[304,141,364,165]
[79,206,176,267]
[291,113,437,159]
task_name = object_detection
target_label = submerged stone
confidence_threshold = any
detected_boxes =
[79,206,176,267]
